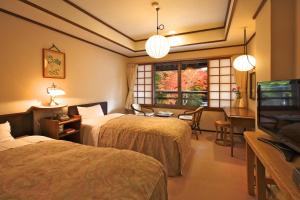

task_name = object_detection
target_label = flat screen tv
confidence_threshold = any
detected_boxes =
[258,79,300,161]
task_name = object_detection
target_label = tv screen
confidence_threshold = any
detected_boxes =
[258,79,300,154]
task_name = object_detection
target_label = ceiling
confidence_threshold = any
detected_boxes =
[70,0,229,40]
[0,0,261,57]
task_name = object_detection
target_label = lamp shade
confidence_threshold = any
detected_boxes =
[47,88,65,97]
[233,55,256,71]
[145,35,170,58]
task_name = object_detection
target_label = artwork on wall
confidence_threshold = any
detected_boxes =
[249,72,256,100]
[43,44,65,79]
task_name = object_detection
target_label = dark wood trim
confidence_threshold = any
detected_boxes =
[64,0,232,42]
[129,44,244,58]
[63,0,136,42]
[246,32,256,46]
[19,0,135,52]
[252,0,267,20]
[0,8,129,58]
[223,0,232,27]
[135,27,225,42]
[224,0,237,40]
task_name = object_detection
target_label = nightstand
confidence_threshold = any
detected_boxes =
[40,115,81,142]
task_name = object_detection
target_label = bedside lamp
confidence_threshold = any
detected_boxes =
[47,83,65,106]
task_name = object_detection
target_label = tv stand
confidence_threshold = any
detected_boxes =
[257,137,297,162]
[245,131,300,200]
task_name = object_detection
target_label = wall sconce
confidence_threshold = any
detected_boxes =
[47,83,65,106]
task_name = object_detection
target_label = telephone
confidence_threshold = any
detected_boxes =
[57,114,70,121]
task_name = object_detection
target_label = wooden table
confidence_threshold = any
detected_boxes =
[245,131,300,200]
[223,107,255,156]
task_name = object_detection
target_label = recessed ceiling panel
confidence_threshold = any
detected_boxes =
[69,0,229,40]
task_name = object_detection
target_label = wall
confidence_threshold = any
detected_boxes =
[247,36,256,112]
[0,12,127,114]
[271,0,295,80]
[128,46,244,131]
[296,0,300,78]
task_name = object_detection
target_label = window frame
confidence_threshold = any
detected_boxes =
[134,57,235,110]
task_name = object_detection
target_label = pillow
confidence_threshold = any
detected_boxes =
[77,105,104,119]
[0,121,14,143]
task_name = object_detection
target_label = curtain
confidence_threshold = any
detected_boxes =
[234,69,248,108]
[125,64,138,110]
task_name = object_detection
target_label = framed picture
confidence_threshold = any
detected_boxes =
[43,49,65,79]
[249,72,256,100]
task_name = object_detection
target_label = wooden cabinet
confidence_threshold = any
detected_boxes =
[40,115,81,142]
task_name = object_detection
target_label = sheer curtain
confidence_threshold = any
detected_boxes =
[125,64,138,110]
[234,69,248,108]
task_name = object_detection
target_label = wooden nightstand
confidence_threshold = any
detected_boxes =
[40,115,81,142]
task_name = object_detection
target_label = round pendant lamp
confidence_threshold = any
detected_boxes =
[145,2,170,59]
[233,28,256,71]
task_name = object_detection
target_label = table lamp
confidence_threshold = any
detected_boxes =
[47,83,65,106]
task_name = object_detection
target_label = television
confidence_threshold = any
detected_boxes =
[258,79,300,161]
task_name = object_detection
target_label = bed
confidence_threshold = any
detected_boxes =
[0,111,168,200]
[68,102,192,177]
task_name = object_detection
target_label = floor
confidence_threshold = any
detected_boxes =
[168,132,255,200]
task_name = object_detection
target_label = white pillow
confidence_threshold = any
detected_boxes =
[77,105,104,119]
[0,121,14,143]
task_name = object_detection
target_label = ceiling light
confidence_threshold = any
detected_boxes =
[145,2,170,59]
[233,28,256,71]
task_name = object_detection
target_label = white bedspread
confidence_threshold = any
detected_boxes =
[0,136,52,151]
[80,113,124,146]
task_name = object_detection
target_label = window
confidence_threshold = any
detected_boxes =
[133,64,152,104]
[209,58,236,108]
[154,61,208,107]
[134,58,235,108]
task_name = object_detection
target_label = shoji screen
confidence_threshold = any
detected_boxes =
[134,64,153,105]
[209,58,236,108]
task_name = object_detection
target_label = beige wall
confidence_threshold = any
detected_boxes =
[271,0,295,80]
[0,13,127,114]
[296,0,300,78]
[247,36,256,112]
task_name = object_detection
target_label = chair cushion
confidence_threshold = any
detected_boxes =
[178,115,193,121]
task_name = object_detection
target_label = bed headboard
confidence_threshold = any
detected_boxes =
[68,102,108,116]
[0,111,33,138]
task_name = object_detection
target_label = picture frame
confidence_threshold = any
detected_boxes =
[43,48,65,79]
[249,72,256,100]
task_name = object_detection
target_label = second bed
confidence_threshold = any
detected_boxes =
[69,102,192,177]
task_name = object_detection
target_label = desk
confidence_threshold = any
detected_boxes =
[245,131,300,200]
[223,107,255,156]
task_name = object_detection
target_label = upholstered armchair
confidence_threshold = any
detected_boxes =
[131,104,155,117]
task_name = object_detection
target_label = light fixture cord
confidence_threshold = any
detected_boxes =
[156,8,159,35]
[155,7,164,35]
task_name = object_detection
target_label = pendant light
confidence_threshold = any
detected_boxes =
[145,2,170,59]
[233,28,256,71]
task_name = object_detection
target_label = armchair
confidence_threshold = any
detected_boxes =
[131,104,155,117]
[178,107,204,139]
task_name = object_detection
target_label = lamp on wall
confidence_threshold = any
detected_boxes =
[145,2,170,59]
[47,83,65,106]
[233,28,256,71]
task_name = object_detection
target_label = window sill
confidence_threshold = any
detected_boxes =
[142,104,224,112]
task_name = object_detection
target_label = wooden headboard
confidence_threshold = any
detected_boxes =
[0,111,33,138]
[68,102,108,116]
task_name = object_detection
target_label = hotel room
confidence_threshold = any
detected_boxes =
[0,0,299,199]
